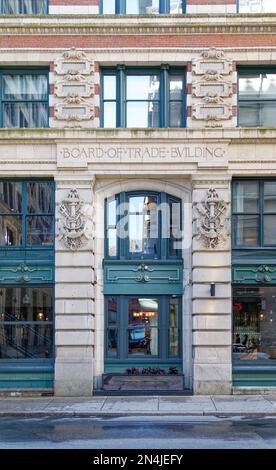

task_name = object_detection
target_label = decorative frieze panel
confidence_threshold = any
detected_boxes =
[194,188,229,249]
[58,188,94,251]
[104,261,183,295]
[0,263,54,284]
[53,48,95,128]
[233,265,276,285]
[191,48,235,128]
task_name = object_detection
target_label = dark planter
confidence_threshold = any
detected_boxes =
[102,373,184,391]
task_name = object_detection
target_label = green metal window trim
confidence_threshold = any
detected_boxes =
[0,179,55,251]
[0,67,49,128]
[232,178,276,249]
[100,0,186,14]
[237,65,276,128]
[104,294,182,363]
[105,191,182,260]
[100,65,186,128]
[0,0,49,14]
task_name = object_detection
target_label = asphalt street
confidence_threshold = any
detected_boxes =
[1,415,276,449]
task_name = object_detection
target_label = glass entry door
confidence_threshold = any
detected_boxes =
[105,295,181,367]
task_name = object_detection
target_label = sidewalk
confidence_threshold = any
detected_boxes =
[1,395,276,417]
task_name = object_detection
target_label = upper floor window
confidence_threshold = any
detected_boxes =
[238,0,276,13]
[232,180,276,247]
[101,0,184,14]
[101,66,186,128]
[105,191,182,260]
[238,67,276,127]
[0,69,49,128]
[0,0,48,14]
[0,180,54,248]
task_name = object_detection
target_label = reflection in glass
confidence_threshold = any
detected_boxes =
[107,329,117,357]
[104,102,116,127]
[264,215,276,245]
[170,0,182,13]
[264,182,276,212]
[233,287,276,364]
[235,215,259,246]
[102,0,115,14]
[2,0,48,14]
[27,182,53,213]
[3,103,48,128]
[0,287,52,322]
[103,75,116,100]
[3,74,48,100]
[169,297,179,356]
[0,215,22,245]
[127,75,159,100]
[239,102,276,127]
[0,286,53,360]
[169,101,182,127]
[233,181,259,213]
[0,325,52,359]
[128,298,158,356]
[26,215,54,245]
[126,0,159,14]
[239,0,276,13]
[169,199,182,256]
[128,195,158,256]
[127,101,159,127]
[0,182,22,213]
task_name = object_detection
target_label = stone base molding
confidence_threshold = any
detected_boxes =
[192,174,232,395]
[54,177,95,396]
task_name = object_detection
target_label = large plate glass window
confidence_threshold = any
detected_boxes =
[100,1,184,14]
[101,66,186,128]
[238,67,276,127]
[0,286,53,359]
[233,286,276,365]
[0,69,49,128]
[0,181,54,247]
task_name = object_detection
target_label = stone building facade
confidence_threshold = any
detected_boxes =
[0,0,276,396]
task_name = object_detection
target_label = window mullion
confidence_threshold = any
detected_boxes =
[161,64,169,127]
[117,65,125,127]
[22,181,27,248]
[260,181,264,247]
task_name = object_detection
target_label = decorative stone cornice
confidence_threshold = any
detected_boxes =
[1,16,276,36]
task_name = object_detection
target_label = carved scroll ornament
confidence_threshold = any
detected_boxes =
[194,188,229,249]
[58,189,94,250]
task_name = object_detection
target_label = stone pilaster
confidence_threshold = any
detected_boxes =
[192,175,232,395]
[54,177,95,396]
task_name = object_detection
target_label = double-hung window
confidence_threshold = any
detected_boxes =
[101,66,186,128]
[101,1,185,14]
[238,0,276,13]
[238,67,276,127]
[233,180,276,247]
[0,69,49,128]
[0,0,48,14]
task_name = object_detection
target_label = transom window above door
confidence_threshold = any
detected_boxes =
[101,66,186,128]
[0,0,48,14]
[100,0,185,14]
[105,191,182,259]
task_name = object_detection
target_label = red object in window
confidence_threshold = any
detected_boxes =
[233,302,243,312]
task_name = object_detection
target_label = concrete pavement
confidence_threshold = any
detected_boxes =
[1,395,276,417]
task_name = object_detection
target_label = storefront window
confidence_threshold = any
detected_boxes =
[233,286,276,364]
[0,286,53,359]
[128,297,159,356]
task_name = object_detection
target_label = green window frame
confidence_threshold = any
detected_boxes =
[0,0,48,14]
[101,65,186,128]
[105,191,182,260]
[232,179,276,248]
[0,180,55,250]
[100,0,185,14]
[105,295,182,363]
[0,68,49,128]
[238,66,276,128]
